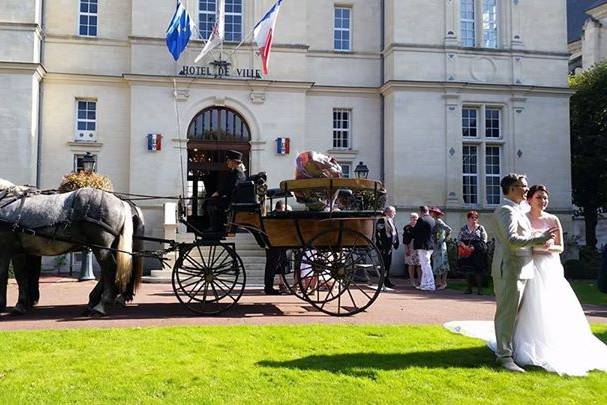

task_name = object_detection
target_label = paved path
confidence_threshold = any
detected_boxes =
[1,276,606,330]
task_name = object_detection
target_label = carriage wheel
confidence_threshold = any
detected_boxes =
[172,243,245,315]
[279,248,307,301]
[297,228,385,316]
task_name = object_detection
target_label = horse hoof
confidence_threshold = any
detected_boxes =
[81,308,93,317]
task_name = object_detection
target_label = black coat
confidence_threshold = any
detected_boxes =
[376,217,399,252]
[412,214,435,250]
[217,167,246,197]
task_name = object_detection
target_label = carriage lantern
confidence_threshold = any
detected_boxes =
[81,152,96,173]
[354,161,369,179]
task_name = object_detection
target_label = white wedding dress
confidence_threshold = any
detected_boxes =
[445,215,607,376]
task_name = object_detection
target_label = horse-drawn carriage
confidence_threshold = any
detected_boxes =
[0,175,387,317]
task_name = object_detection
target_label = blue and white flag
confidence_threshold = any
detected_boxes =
[166,1,192,61]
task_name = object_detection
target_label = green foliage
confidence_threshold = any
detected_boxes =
[1,325,607,403]
[569,62,607,247]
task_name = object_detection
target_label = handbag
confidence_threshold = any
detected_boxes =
[458,243,475,258]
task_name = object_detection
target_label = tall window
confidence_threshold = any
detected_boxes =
[225,0,243,42]
[460,0,475,47]
[75,100,97,142]
[79,0,98,37]
[334,7,351,51]
[199,0,216,39]
[485,146,501,204]
[462,145,479,204]
[332,109,351,149]
[460,0,498,48]
[482,0,498,48]
[462,105,503,205]
[199,0,242,42]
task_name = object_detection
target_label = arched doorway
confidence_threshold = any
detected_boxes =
[186,106,251,229]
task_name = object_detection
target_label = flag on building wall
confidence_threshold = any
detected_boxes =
[253,0,283,75]
[147,134,163,151]
[166,1,193,61]
[195,0,225,63]
[275,137,290,154]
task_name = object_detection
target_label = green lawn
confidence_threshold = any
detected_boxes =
[1,325,607,404]
[447,279,607,306]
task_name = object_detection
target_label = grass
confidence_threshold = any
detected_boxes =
[447,278,607,306]
[1,325,607,404]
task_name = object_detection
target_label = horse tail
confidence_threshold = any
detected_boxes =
[122,205,144,301]
[115,201,133,292]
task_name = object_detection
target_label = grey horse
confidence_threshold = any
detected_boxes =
[0,179,144,315]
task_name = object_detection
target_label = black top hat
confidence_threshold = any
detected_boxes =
[226,150,243,162]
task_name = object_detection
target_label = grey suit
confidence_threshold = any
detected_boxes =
[491,199,550,359]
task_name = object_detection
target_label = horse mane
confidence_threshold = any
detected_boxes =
[0,178,30,195]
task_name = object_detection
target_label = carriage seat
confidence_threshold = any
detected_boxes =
[230,180,260,212]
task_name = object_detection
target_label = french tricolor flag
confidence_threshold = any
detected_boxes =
[253,0,283,76]
[147,133,162,151]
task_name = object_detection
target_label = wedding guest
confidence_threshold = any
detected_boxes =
[376,206,399,289]
[413,206,435,291]
[430,207,452,290]
[403,213,420,287]
[458,210,488,295]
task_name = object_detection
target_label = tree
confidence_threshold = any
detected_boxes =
[569,62,607,249]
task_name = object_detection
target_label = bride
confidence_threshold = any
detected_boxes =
[446,184,607,376]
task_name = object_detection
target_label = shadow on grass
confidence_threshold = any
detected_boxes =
[257,347,494,379]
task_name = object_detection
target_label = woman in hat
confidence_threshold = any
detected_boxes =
[429,207,452,290]
[204,150,246,232]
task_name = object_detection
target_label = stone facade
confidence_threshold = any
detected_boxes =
[1,0,574,271]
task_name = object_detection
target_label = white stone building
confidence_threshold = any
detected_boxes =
[1,0,573,273]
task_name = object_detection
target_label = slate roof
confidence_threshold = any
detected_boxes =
[568,0,607,43]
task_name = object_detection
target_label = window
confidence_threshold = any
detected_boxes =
[73,153,97,172]
[460,0,475,47]
[199,0,242,42]
[78,0,98,37]
[338,162,351,178]
[199,0,216,40]
[75,100,97,142]
[462,108,478,137]
[334,7,351,51]
[187,106,250,141]
[225,0,243,42]
[460,0,498,48]
[485,146,501,204]
[332,109,351,149]
[462,145,478,204]
[462,105,503,205]
[482,0,498,48]
[485,108,500,138]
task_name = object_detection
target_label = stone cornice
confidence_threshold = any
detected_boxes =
[384,42,570,60]
[381,80,575,96]
[0,62,46,79]
[43,72,125,85]
[307,86,379,96]
[122,73,314,90]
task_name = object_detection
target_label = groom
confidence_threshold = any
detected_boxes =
[492,173,557,372]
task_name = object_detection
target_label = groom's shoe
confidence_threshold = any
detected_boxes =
[496,357,526,373]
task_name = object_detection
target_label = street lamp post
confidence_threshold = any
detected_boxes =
[354,161,369,179]
[79,152,96,281]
